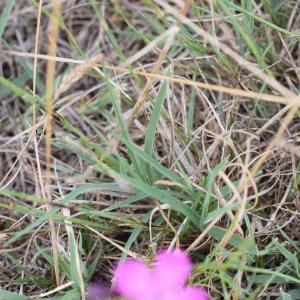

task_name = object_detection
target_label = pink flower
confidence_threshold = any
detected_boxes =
[113,249,209,300]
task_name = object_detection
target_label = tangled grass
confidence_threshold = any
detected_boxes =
[0,0,300,299]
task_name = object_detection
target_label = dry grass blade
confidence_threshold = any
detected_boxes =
[121,26,177,67]
[54,53,103,100]
[29,282,74,299]
[250,101,300,176]
[45,0,62,287]
[1,50,295,106]
[32,0,47,201]
[127,28,178,125]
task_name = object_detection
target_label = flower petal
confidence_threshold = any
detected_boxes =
[113,259,152,300]
[153,249,192,289]
[160,288,187,300]
[181,286,210,300]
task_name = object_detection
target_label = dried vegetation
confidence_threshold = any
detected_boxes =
[0,0,300,299]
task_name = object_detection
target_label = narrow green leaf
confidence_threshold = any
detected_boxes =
[121,137,182,184]
[122,176,200,225]
[60,183,123,205]
[202,159,227,219]
[228,1,300,40]
[0,74,29,99]
[208,226,258,254]
[68,228,83,289]
[0,76,35,104]
[0,0,15,40]
[0,289,28,300]
[273,239,300,276]
[105,70,147,180]
[144,75,169,155]
[203,204,237,224]
[102,193,147,212]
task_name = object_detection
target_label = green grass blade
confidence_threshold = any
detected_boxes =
[208,226,258,255]
[228,2,300,40]
[121,136,182,184]
[0,0,15,40]
[202,159,228,219]
[121,176,200,225]
[0,76,35,104]
[67,226,84,290]
[144,74,169,155]
[0,289,28,300]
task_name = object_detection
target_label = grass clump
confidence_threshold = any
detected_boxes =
[0,0,299,299]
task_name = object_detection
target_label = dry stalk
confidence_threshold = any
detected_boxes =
[54,53,103,100]
[2,50,297,106]
[32,0,47,199]
[45,0,61,286]
[250,102,299,176]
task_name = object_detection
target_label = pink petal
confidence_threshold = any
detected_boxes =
[160,288,188,300]
[153,249,192,289]
[181,286,210,300]
[113,259,153,300]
